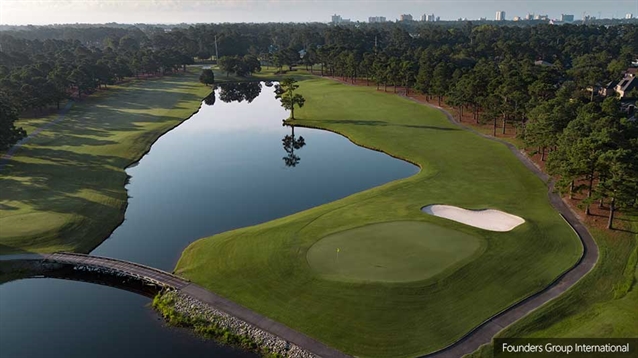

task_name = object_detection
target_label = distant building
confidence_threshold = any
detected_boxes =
[421,13,436,22]
[496,11,506,21]
[513,16,521,21]
[607,70,638,99]
[627,13,635,19]
[599,81,619,97]
[331,14,350,24]
[400,14,413,22]
[616,76,637,99]
[525,13,534,20]
[561,14,575,22]
[368,16,386,23]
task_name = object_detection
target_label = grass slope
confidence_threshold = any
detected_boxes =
[467,211,638,358]
[0,71,211,254]
[176,77,583,357]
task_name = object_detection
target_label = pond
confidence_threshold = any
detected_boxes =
[0,81,418,357]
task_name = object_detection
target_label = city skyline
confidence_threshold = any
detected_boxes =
[0,0,636,25]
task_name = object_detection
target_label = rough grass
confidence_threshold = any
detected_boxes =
[0,71,211,254]
[306,221,483,283]
[466,210,638,358]
[176,77,583,357]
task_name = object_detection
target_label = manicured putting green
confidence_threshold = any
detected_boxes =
[306,221,482,283]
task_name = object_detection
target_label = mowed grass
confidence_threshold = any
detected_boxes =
[307,221,483,283]
[176,77,583,357]
[0,70,211,254]
[467,211,638,358]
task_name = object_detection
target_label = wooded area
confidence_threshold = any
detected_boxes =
[1,22,636,226]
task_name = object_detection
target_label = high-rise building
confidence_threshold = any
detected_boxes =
[400,14,413,21]
[525,13,534,20]
[496,11,506,21]
[421,13,436,22]
[331,14,350,24]
[368,16,386,23]
[561,14,575,22]
[627,13,635,19]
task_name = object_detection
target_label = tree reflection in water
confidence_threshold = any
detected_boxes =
[282,124,306,167]
[202,82,263,106]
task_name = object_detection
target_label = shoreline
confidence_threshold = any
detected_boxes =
[153,290,318,358]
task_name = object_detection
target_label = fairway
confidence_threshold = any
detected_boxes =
[177,77,583,357]
[0,71,211,254]
[307,221,483,283]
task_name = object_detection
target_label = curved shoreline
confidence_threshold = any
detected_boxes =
[84,100,207,256]
[306,76,597,357]
[0,73,210,256]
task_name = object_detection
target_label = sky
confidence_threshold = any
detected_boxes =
[0,0,637,25]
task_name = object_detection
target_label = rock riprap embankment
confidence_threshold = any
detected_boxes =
[158,290,317,358]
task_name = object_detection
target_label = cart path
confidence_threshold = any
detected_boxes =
[417,101,598,358]
[4,252,350,358]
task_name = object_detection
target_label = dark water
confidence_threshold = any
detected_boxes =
[0,82,417,358]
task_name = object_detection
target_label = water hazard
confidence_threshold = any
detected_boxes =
[0,82,417,357]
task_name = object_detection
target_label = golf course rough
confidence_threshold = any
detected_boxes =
[175,77,583,358]
[0,71,212,254]
[306,221,483,283]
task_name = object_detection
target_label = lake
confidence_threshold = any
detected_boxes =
[0,82,417,358]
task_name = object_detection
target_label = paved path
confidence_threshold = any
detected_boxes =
[13,252,349,358]
[415,101,599,358]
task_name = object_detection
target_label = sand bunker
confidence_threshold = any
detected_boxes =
[421,205,525,232]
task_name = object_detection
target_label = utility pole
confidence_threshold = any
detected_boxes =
[214,35,219,62]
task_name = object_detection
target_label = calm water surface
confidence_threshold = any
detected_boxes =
[0,82,417,358]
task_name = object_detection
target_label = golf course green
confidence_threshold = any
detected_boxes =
[176,77,584,357]
[306,221,483,283]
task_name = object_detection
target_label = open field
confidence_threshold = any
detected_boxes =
[176,77,583,357]
[0,71,211,254]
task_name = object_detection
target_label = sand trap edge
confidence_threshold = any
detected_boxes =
[421,204,525,232]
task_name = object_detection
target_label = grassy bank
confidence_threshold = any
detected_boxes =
[0,70,211,254]
[176,77,582,357]
[467,211,637,358]
[152,292,261,353]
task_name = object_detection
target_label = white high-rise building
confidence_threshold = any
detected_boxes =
[627,13,635,19]
[496,11,506,21]
[421,13,436,22]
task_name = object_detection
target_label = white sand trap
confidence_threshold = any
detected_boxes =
[421,205,525,232]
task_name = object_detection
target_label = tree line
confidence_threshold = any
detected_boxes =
[1,22,636,226]
[0,34,194,151]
